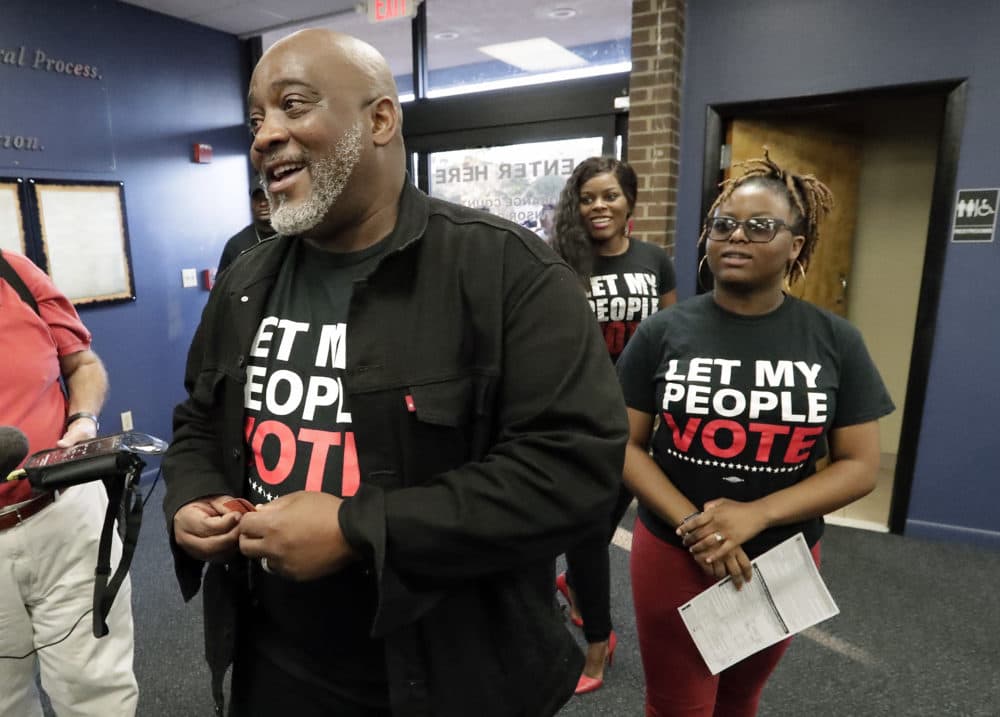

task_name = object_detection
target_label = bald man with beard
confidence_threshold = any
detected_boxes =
[163,29,626,717]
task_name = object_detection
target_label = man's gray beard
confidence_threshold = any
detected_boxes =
[266,122,363,236]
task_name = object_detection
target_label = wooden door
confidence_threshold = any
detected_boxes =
[725,118,863,316]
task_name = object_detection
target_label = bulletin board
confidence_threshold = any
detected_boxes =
[28,179,136,306]
[0,178,29,256]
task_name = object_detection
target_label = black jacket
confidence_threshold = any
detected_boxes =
[162,182,628,716]
[217,223,270,274]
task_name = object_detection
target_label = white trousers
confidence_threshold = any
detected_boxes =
[0,482,138,716]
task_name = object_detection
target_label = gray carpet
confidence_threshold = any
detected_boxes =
[45,479,1000,715]
[558,514,1000,717]
[760,526,1000,717]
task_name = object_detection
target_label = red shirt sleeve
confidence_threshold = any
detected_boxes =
[0,253,92,503]
[5,252,91,356]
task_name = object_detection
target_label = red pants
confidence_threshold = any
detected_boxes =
[630,518,821,717]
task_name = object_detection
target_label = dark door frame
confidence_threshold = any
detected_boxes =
[402,73,629,191]
[698,80,968,534]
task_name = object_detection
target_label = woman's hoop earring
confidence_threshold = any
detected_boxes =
[784,259,807,292]
[790,259,807,283]
[698,255,711,291]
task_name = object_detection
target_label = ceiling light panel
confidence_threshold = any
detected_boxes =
[478,37,586,72]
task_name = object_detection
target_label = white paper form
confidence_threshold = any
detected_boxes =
[677,532,839,675]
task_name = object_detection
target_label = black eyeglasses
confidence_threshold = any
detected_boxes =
[705,216,795,243]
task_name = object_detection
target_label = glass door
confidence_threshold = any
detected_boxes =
[426,136,605,238]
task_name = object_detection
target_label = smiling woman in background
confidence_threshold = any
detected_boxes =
[552,156,676,695]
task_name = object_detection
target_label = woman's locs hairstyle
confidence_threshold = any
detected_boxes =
[553,156,639,281]
[700,148,834,286]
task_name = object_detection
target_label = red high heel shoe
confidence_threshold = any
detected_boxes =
[574,631,617,695]
[555,572,584,628]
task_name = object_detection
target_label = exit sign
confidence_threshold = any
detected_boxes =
[367,0,419,23]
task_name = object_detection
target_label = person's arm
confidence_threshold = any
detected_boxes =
[10,253,105,447]
[238,491,355,580]
[614,312,690,526]
[622,407,698,528]
[759,421,880,524]
[682,420,881,564]
[622,407,752,585]
[57,349,107,446]
[162,292,244,598]
[338,260,627,586]
[658,290,677,310]
[174,496,244,564]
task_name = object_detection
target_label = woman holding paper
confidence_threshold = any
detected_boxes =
[615,151,894,716]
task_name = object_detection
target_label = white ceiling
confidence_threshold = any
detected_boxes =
[119,0,360,37]
[118,0,632,77]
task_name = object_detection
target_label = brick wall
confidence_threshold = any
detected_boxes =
[627,0,685,254]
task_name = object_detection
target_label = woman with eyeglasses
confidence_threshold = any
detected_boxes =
[551,156,676,695]
[615,151,893,716]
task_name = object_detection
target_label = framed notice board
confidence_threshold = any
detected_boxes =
[0,177,30,256]
[28,179,136,306]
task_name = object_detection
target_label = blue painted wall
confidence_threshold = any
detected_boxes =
[3,0,252,454]
[677,0,1000,545]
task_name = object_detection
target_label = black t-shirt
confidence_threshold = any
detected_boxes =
[587,239,676,362]
[242,237,389,706]
[616,293,894,558]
